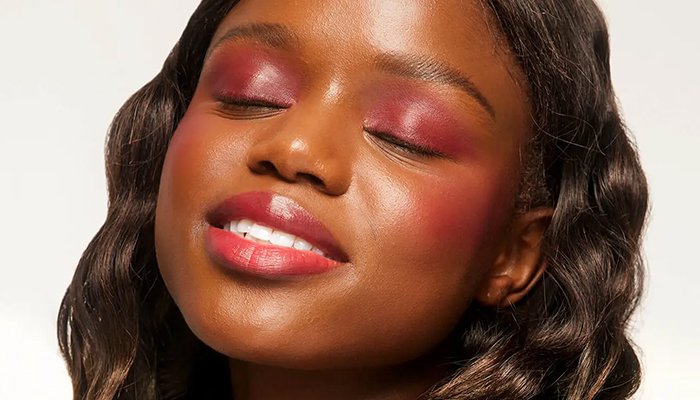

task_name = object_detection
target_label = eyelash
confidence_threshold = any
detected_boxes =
[366,129,445,158]
[215,95,286,117]
[214,96,443,159]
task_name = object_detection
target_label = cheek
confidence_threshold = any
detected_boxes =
[369,167,515,271]
[155,105,247,305]
[415,174,512,256]
[159,116,207,213]
[158,104,251,218]
[155,110,210,296]
[338,162,517,364]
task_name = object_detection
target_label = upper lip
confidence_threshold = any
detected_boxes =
[206,191,349,262]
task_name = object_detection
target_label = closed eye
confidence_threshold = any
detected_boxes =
[214,95,287,119]
[365,129,446,158]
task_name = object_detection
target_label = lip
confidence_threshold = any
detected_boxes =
[204,191,349,278]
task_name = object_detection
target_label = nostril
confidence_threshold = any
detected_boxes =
[253,160,277,175]
[296,172,325,189]
[249,160,326,189]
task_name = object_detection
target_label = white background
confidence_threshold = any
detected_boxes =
[0,1,697,398]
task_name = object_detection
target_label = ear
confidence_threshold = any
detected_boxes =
[475,207,553,308]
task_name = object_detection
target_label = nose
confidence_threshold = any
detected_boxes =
[245,107,353,196]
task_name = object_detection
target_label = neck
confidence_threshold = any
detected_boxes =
[228,356,453,400]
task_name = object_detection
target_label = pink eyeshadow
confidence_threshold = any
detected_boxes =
[365,87,475,158]
[202,46,303,106]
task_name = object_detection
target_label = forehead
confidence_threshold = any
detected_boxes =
[215,0,514,75]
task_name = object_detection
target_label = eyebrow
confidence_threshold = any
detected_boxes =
[207,23,496,119]
[374,53,496,118]
[207,23,299,59]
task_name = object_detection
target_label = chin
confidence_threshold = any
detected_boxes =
[178,297,452,371]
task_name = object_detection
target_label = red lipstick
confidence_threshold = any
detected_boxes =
[205,191,348,278]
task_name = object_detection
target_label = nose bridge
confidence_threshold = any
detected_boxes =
[246,91,356,196]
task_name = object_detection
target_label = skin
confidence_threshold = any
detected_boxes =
[154,0,553,398]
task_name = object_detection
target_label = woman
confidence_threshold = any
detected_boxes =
[58,1,648,399]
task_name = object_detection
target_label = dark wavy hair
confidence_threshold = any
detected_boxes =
[58,1,648,399]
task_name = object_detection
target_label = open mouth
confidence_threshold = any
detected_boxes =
[204,191,350,277]
[218,218,335,260]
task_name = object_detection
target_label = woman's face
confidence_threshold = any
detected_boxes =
[155,0,530,369]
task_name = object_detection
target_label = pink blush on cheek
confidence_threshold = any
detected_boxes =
[162,108,240,200]
[202,47,303,106]
[411,174,513,256]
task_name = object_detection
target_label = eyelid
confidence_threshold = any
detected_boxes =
[202,46,301,108]
[214,91,290,108]
[214,94,287,118]
[366,129,446,158]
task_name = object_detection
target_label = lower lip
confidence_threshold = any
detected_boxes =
[204,226,343,278]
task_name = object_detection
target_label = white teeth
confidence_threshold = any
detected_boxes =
[270,230,296,247]
[236,219,254,234]
[292,238,313,251]
[223,219,329,257]
[248,224,273,241]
